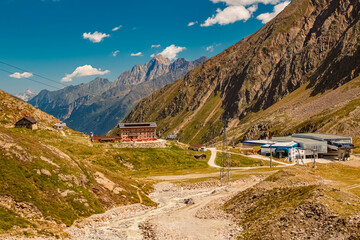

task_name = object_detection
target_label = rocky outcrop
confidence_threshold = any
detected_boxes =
[224,168,360,239]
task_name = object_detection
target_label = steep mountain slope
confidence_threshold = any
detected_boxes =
[0,89,153,237]
[124,0,360,144]
[29,55,207,135]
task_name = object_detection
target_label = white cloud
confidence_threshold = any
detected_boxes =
[131,52,143,56]
[61,65,110,82]
[206,45,214,52]
[256,1,290,24]
[210,0,280,6]
[248,4,258,13]
[201,5,251,26]
[150,53,156,58]
[201,0,286,26]
[82,31,110,43]
[159,45,186,60]
[9,72,33,79]
[112,50,120,57]
[112,25,122,31]
[151,44,161,48]
[188,21,198,26]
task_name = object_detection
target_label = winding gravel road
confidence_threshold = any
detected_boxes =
[207,148,293,169]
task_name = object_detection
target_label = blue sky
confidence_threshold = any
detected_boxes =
[0,0,290,95]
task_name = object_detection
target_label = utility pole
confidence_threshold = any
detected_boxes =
[269,143,275,168]
[220,115,231,180]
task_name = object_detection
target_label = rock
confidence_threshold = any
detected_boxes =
[183,198,195,205]
[40,169,51,176]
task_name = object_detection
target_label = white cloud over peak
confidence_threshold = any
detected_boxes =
[83,31,110,43]
[131,52,143,56]
[188,21,198,26]
[201,5,251,26]
[61,65,110,82]
[210,0,280,6]
[112,50,120,57]
[112,25,122,31]
[256,0,290,23]
[159,45,186,61]
[9,72,33,79]
[201,0,287,26]
[151,44,161,48]
[150,53,156,58]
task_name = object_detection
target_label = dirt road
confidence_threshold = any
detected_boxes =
[67,177,262,240]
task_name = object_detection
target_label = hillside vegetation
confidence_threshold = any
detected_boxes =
[0,89,210,238]
[224,165,360,239]
[124,0,360,145]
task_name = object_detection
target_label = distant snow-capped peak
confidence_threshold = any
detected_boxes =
[15,89,37,101]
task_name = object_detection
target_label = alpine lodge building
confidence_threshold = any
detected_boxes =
[117,122,157,141]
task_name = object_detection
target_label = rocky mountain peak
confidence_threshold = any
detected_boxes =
[86,77,111,88]
[114,55,205,87]
[152,54,171,65]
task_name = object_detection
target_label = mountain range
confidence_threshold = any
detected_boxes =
[29,55,207,135]
[124,0,360,145]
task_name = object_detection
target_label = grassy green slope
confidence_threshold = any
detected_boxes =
[215,153,273,167]
[0,89,211,237]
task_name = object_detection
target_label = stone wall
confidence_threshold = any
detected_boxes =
[112,139,168,149]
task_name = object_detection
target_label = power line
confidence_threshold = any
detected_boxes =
[0,68,61,90]
[0,60,68,88]
[0,60,100,98]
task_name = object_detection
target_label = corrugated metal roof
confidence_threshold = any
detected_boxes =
[292,133,351,141]
[243,140,276,145]
[272,136,324,144]
[118,122,157,128]
[262,141,298,147]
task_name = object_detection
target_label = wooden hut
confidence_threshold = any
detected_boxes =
[15,117,38,130]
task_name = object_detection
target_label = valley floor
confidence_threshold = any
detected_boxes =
[3,149,359,240]
[67,177,262,240]
[3,176,264,240]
